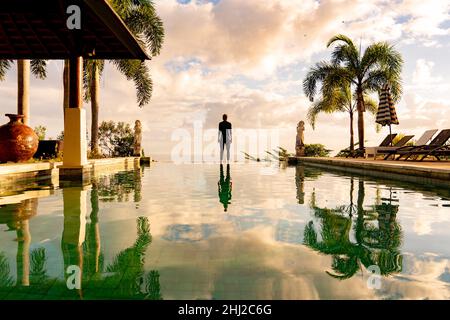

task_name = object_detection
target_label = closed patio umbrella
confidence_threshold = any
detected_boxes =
[376,83,399,146]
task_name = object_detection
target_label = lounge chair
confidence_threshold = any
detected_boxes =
[362,134,398,159]
[400,129,450,161]
[383,129,437,160]
[365,135,414,160]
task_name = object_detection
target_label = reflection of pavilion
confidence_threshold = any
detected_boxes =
[0,187,56,287]
[0,169,161,300]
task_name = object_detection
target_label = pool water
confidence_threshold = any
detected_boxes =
[0,163,449,300]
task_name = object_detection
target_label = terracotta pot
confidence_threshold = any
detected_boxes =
[0,198,38,230]
[0,114,39,163]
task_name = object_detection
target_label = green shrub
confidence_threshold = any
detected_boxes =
[98,121,134,157]
[34,125,47,140]
[304,144,331,157]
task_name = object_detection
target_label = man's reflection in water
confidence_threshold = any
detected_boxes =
[218,164,232,212]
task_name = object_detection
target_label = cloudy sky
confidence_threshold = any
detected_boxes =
[1,0,450,160]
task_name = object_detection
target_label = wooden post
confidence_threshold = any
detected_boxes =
[69,56,82,109]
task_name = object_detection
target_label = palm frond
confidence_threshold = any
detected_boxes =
[112,60,153,107]
[30,247,49,284]
[361,42,403,101]
[145,270,162,300]
[307,80,351,129]
[363,95,378,115]
[0,253,14,287]
[83,60,105,102]
[327,34,360,71]
[30,59,48,79]
[327,34,356,48]
[307,99,333,129]
[0,59,13,81]
[124,5,165,56]
[302,61,337,99]
[111,0,164,57]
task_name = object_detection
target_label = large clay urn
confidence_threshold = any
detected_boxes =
[0,114,39,163]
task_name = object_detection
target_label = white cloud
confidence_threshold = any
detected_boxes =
[1,0,450,158]
[412,59,443,85]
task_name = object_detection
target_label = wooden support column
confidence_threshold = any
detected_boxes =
[62,187,87,295]
[60,56,92,185]
[69,56,82,109]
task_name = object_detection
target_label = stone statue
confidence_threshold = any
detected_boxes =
[296,121,305,157]
[133,120,142,157]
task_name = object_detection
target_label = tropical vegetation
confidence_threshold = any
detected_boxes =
[303,34,403,151]
[306,81,377,151]
[0,60,47,125]
[82,0,165,156]
[98,120,136,157]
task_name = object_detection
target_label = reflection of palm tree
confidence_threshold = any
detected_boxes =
[304,178,403,280]
[83,182,104,278]
[1,217,161,300]
[13,199,38,287]
[134,168,143,204]
[304,208,358,279]
[105,217,161,299]
[0,253,14,287]
[0,199,50,289]
[29,248,48,284]
[96,171,142,203]
[218,164,232,212]
[16,220,31,286]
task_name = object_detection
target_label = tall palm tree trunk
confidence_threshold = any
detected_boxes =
[356,89,365,150]
[355,179,365,245]
[17,59,30,126]
[90,63,100,156]
[357,179,365,212]
[16,220,31,286]
[349,110,354,151]
[349,177,354,216]
[90,183,101,273]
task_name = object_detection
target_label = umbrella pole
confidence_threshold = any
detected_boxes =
[389,124,393,146]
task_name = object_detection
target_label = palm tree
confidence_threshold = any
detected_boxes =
[83,0,165,156]
[306,79,377,151]
[0,59,47,125]
[303,35,403,150]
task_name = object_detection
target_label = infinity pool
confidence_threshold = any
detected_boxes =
[0,163,449,300]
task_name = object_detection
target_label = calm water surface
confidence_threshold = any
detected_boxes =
[0,163,449,300]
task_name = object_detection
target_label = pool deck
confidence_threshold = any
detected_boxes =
[0,157,143,187]
[290,157,450,187]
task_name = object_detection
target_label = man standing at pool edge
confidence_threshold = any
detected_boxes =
[218,114,232,163]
